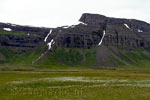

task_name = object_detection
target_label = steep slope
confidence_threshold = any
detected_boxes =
[1,13,150,68]
[51,13,150,49]
[42,13,150,68]
[0,23,52,54]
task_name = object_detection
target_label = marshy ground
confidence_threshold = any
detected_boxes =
[0,69,150,100]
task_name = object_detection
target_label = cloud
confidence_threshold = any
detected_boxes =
[0,0,149,27]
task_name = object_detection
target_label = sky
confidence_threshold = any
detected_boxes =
[0,0,149,28]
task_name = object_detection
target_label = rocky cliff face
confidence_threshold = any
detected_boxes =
[1,13,150,67]
[1,13,150,51]
[47,13,150,50]
[0,23,52,54]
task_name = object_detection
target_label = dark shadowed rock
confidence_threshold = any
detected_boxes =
[79,13,107,26]
[1,13,150,54]
[44,13,150,50]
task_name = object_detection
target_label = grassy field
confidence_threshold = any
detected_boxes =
[0,69,150,100]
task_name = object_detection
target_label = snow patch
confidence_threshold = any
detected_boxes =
[78,21,87,25]
[62,26,70,29]
[124,24,130,29]
[138,29,143,32]
[74,21,87,26]
[32,29,53,64]
[32,29,54,64]
[44,30,52,42]
[60,21,87,29]
[98,30,106,46]
[27,33,30,36]
[47,39,55,50]
[3,28,12,31]
[62,25,75,29]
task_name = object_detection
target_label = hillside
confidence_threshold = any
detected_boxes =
[1,13,150,69]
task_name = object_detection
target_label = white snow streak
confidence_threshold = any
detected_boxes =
[3,28,12,31]
[98,30,106,46]
[32,39,55,64]
[60,21,87,29]
[32,29,54,64]
[138,29,143,32]
[47,39,55,50]
[44,29,55,50]
[44,30,52,42]
[73,21,87,26]
[124,24,130,29]
[62,26,69,29]
[78,21,87,25]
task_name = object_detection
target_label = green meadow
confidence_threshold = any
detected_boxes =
[0,69,150,100]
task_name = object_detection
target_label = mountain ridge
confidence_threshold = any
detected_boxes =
[0,13,150,68]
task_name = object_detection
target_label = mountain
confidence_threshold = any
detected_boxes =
[1,13,150,69]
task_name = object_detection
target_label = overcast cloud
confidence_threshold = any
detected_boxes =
[0,0,149,27]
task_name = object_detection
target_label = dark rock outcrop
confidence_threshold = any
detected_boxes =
[0,34,43,54]
[1,13,150,67]
[49,13,150,50]
[1,13,150,53]
[0,23,51,54]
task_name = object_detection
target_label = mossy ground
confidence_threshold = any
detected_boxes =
[110,47,150,69]
[0,43,98,70]
[0,69,150,100]
[1,44,150,70]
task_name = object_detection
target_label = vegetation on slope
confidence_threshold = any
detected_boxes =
[110,47,150,69]
[37,47,97,67]
[1,41,150,70]
[0,44,97,70]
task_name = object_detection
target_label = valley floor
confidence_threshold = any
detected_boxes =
[0,69,150,100]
